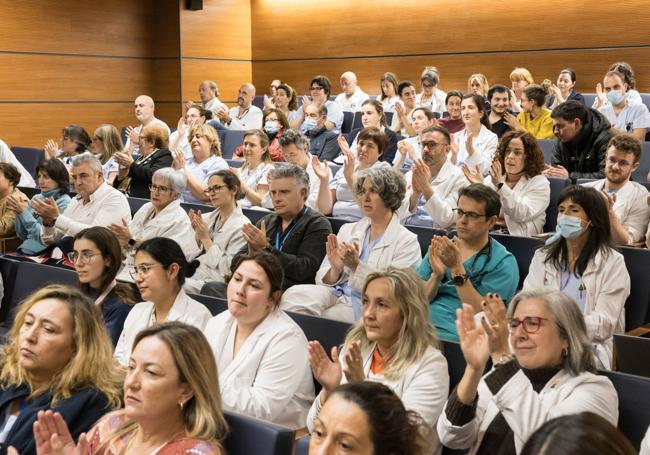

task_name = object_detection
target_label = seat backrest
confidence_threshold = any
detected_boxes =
[404,225,451,256]
[489,234,543,289]
[127,197,150,217]
[385,112,394,125]
[294,435,310,455]
[575,178,596,185]
[341,111,354,134]
[640,93,650,112]
[221,130,246,160]
[10,146,45,179]
[634,142,650,182]
[328,163,341,176]
[613,334,650,377]
[188,293,227,316]
[537,140,555,164]
[328,217,350,235]
[582,93,596,108]
[620,247,650,331]
[180,201,214,214]
[543,177,570,232]
[223,411,295,455]
[17,186,40,199]
[351,112,363,131]
[243,208,269,225]
[600,370,650,451]
[0,257,20,323]
[287,312,351,355]
[252,95,264,109]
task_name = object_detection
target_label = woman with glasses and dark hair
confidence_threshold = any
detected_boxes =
[114,237,211,366]
[416,67,446,116]
[523,185,630,369]
[11,159,71,254]
[71,227,135,345]
[184,169,250,294]
[43,124,92,168]
[438,288,619,454]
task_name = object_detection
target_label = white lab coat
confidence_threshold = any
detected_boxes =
[453,126,498,176]
[582,179,650,243]
[641,426,650,455]
[204,308,315,430]
[488,174,550,236]
[0,139,36,188]
[114,289,211,366]
[399,160,467,229]
[307,343,449,455]
[437,367,618,454]
[186,205,249,290]
[523,248,630,369]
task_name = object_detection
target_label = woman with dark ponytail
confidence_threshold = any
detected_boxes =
[114,237,211,366]
[309,382,431,455]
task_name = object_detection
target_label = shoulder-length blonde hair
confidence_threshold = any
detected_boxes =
[0,285,123,408]
[97,322,228,451]
[189,123,222,157]
[468,73,490,97]
[344,268,439,380]
[93,124,124,165]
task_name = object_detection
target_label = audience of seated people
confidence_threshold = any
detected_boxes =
[509,67,535,113]
[505,83,556,140]
[233,108,290,162]
[416,67,446,116]
[302,103,340,162]
[523,185,630,369]
[169,104,211,159]
[91,124,123,185]
[265,82,300,124]
[306,268,449,452]
[392,107,437,170]
[344,99,399,164]
[123,95,171,156]
[235,129,274,208]
[43,124,91,171]
[598,69,650,142]
[391,80,418,136]
[594,62,644,109]
[438,90,465,134]
[193,79,228,117]
[295,75,344,134]
[468,73,490,99]
[213,83,263,130]
[281,167,421,322]
[487,84,515,138]
[378,71,400,113]
[452,94,498,175]
[546,68,586,109]
[335,71,370,112]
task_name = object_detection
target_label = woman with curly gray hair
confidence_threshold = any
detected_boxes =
[281,167,422,322]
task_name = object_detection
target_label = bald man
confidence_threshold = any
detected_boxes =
[124,95,170,155]
[215,83,263,130]
[334,71,369,112]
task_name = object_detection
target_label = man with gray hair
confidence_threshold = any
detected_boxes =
[214,83,263,130]
[193,80,228,116]
[125,94,171,155]
[201,164,331,297]
[33,152,131,245]
[335,71,369,112]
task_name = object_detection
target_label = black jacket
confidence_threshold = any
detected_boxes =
[306,127,340,162]
[551,108,613,181]
[232,207,331,289]
[346,127,401,164]
[113,148,173,198]
[0,384,111,455]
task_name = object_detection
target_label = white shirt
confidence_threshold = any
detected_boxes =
[416,89,447,115]
[392,136,421,169]
[380,95,399,113]
[169,130,192,159]
[488,174,550,236]
[204,97,228,116]
[0,139,36,188]
[204,308,315,430]
[329,160,390,220]
[599,103,650,133]
[114,290,211,366]
[582,179,650,243]
[334,87,370,112]
[124,118,171,155]
[182,155,229,204]
[227,105,263,130]
[453,125,499,175]
[41,182,131,244]
[239,161,274,208]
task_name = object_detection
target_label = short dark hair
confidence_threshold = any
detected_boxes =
[495,130,544,178]
[36,159,70,194]
[357,127,388,159]
[421,125,451,145]
[361,99,388,127]
[208,169,244,200]
[445,90,463,105]
[278,129,309,150]
[608,134,642,163]
[135,238,199,286]
[0,163,21,188]
[228,250,284,302]
[458,183,501,218]
[310,75,332,97]
[62,124,91,152]
[397,80,415,97]
[523,84,548,107]
[462,94,491,129]
[487,84,510,102]
[559,68,577,83]
[412,107,436,121]
[551,100,588,124]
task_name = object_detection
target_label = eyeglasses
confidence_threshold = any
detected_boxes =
[68,251,99,265]
[310,86,324,91]
[204,184,228,194]
[606,156,634,168]
[508,316,549,334]
[453,208,488,220]
[128,264,165,280]
[421,83,433,88]
[421,140,445,149]
[149,184,172,193]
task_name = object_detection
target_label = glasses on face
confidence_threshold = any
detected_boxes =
[453,208,487,220]
[422,83,433,89]
[607,156,633,168]
[68,251,98,265]
[149,184,172,193]
[508,316,549,334]
[310,86,324,91]
[128,263,165,280]
[204,184,228,194]
[421,140,445,149]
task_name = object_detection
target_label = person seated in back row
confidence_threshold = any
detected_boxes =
[418,184,519,342]
[581,134,650,245]
[343,99,399,164]
[335,71,370,112]
[293,75,344,133]
[597,69,650,142]
[301,103,340,162]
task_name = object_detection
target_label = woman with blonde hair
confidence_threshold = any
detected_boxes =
[468,73,490,98]
[29,322,228,454]
[0,284,122,454]
[307,267,449,453]
[91,124,124,185]
[509,67,535,112]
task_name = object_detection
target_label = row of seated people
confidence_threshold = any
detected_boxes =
[0,248,647,454]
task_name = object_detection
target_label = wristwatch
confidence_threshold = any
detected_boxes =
[451,273,469,286]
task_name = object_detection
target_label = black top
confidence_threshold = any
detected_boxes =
[490,113,514,139]
[113,148,173,198]
[232,207,332,289]
[0,383,111,455]
[345,127,401,164]
[306,127,341,162]
[86,288,133,346]
[546,91,586,108]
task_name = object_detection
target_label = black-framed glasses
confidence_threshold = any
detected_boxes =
[128,264,165,280]
[508,316,549,334]
[68,251,98,265]
[149,184,172,193]
[204,184,228,194]
[421,140,445,149]
[453,208,488,220]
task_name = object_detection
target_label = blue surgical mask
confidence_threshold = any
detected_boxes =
[264,121,279,135]
[545,215,588,245]
[302,119,318,132]
[606,89,625,106]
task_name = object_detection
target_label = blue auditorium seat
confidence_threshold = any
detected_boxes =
[127,197,150,216]
[252,95,264,109]
[219,130,246,159]
[582,93,596,107]
[295,436,310,455]
[189,293,227,316]
[226,158,244,168]
[242,207,270,225]
[634,142,650,182]
[543,177,571,232]
[537,140,555,164]
[351,112,363,131]
[489,233,543,289]
[223,411,295,455]
[620,247,650,331]
[180,201,213,214]
[11,146,45,179]
[341,111,354,134]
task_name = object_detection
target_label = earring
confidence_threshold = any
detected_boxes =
[179,400,184,410]
[561,348,568,358]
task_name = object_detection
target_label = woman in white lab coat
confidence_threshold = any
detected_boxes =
[307,268,449,454]
[523,185,630,369]
[203,251,314,430]
[114,237,211,366]
[452,94,498,176]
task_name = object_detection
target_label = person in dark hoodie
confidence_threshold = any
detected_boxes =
[543,100,613,182]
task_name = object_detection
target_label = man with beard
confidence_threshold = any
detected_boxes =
[124,95,171,155]
[582,134,650,245]
[398,125,467,228]
[487,84,514,139]
[216,83,263,130]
